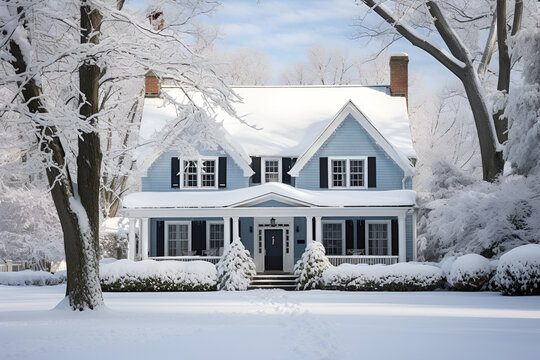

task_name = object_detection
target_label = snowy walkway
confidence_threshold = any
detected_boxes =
[1,286,539,360]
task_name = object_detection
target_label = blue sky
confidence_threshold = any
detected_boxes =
[129,0,453,88]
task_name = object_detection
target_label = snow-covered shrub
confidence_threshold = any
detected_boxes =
[448,254,494,291]
[419,162,540,261]
[0,270,66,286]
[99,217,130,259]
[216,238,256,291]
[495,244,540,296]
[100,259,217,292]
[293,242,331,290]
[323,263,444,291]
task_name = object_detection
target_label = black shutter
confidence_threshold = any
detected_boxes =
[171,157,180,188]
[282,157,292,184]
[218,157,227,188]
[156,221,165,256]
[319,157,328,188]
[191,221,207,256]
[368,157,376,188]
[311,217,315,242]
[345,220,354,253]
[391,219,398,256]
[357,220,365,252]
[251,156,261,183]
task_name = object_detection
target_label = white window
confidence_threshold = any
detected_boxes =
[207,221,224,253]
[180,158,218,189]
[366,221,390,255]
[165,222,191,256]
[262,158,281,183]
[322,221,345,256]
[329,157,367,188]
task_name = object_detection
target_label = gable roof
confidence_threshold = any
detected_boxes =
[138,85,416,171]
[289,100,415,177]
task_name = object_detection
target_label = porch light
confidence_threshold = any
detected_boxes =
[270,218,276,226]
[296,226,299,232]
[249,226,253,233]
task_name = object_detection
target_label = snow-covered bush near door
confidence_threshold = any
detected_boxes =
[495,244,540,296]
[293,242,331,290]
[100,260,217,292]
[0,270,66,286]
[217,238,256,291]
[448,254,494,291]
[323,263,444,291]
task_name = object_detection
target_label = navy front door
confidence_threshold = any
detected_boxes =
[265,229,283,271]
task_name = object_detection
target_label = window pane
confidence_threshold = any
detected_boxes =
[368,223,388,255]
[349,159,364,187]
[265,160,279,182]
[209,223,224,250]
[183,160,198,187]
[331,160,346,187]
[323,223,343,255]
[201,160,216,187]
[168,224,189,256]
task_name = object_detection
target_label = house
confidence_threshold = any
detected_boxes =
[121,55,417,273]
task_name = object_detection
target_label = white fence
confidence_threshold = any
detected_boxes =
[0,260,24,272]
[327,256,399,266]
[149,256,222,265]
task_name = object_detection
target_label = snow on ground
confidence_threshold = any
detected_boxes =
[1,286,539,360]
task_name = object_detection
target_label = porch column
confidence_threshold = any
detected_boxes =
[141,218,149,260]
[398,213,406,262]
[314,216,322,243]
[306,216,313,244]
[223,216,231,247]
[232,216,240,241]
[412,211,417,261]
[128,218,136,260]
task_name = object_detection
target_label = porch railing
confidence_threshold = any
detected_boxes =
[149,256,222,265]
[327,256,399,266]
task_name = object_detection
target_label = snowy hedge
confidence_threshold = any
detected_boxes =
[217,239,256,291]
[293,242,331,290]
[0,270,66,286]
[100,259,217,292]
[323,263,444,291]
[448,254,494,291]
[495,244,540,296]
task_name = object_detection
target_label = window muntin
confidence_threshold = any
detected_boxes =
[263,158,281,183]
[329,157,367,188]
[180,158,217,189]
[167,223,190,256]
[367,222,389,255]
[322,222,344,256]
[208,223,224,250]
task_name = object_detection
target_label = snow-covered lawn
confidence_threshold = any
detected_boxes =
[1,286,539,360]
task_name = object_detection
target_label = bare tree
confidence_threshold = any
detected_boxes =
[355,0,526,181]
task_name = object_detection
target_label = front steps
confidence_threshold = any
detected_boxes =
[248,274,298,290]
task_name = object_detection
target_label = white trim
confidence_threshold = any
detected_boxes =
[289,101,415,177]
[261,157,282,183]
[230,192,314,208]
[365,220,392,256]
[141,218,149,260]
[328,156,367,189]
[321,220,346,256]
[206,220,225,252]
[164,221,191,256]
[179,157,218,190]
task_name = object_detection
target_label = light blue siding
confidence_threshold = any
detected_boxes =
[252,200,295,207]
[239,217,254,256]
[142,148,248,192]
[295,114,405,190]
[293,217,307,263]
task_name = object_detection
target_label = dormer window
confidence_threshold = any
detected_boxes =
[262,158,281,183]
[181,158,217,189]
[329,157,367,188]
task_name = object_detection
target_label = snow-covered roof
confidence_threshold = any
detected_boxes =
[140,85,416,162]
[122,182,416,208]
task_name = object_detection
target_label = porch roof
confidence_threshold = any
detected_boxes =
[122,183,416,209]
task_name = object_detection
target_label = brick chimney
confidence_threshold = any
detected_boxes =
[145,71,160,97]
[389,53,409,106]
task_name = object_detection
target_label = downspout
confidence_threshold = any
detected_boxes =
[402,175,409,189]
